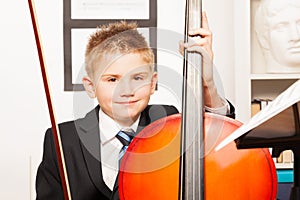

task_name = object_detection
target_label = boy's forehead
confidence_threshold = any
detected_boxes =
[95,53,152,75]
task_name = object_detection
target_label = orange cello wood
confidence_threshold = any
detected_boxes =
[119,113,278,200]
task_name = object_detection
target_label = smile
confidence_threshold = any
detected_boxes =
[115,100,138,105]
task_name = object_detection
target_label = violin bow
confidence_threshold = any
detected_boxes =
[28,0,72,199]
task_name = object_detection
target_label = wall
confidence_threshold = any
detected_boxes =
[0,0,234,199]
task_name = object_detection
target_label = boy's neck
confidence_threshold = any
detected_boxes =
[99,108,140,129]
[115,116,140,128]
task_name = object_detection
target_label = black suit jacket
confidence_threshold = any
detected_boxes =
[36,103,235,200]
[36,105,179,200]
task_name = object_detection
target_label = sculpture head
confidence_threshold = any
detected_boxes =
[254,0,300,73]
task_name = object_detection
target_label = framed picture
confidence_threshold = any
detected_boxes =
[63,0,157,91]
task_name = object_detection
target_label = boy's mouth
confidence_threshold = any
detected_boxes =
[115,100,138,105]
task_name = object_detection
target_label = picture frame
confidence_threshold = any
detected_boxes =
[63,0,157,91]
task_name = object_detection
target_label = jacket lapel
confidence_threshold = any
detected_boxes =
[75,106,111,197]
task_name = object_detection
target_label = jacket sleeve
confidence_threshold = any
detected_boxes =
[35,129,64,200]
[226,100,236,119]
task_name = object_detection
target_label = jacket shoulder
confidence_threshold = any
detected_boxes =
[145,104,179,121]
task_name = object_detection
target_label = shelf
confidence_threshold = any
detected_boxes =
[251,73,300,80]
[275,163,294,169]
[251,79,298,100]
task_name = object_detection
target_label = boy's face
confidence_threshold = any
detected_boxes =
[93,53,157,126]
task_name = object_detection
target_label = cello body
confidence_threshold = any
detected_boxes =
[119,113,278,199]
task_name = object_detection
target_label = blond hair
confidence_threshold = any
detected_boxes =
[85,21,154,79]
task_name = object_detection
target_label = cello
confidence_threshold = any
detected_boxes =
[118,0,278,199]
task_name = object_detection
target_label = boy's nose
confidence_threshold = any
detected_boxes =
[117,79,134,97]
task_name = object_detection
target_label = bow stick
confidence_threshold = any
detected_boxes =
[28,0,72,199]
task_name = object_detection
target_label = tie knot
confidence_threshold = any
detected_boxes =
[116,129,134,147]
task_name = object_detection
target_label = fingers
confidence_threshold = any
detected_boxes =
[186,36,210,47]
[189,11,211,37]
[179,11,213,59]
[178,40,213,65]
[189,28,212,38]
[202,11,210,29]
[185,45,213,63]
[179,37,212,57]
[179,40,184,55]
[179,39,209,55]
[188,13,212,47]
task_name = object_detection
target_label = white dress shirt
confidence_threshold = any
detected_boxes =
[204,97,230,116]
[98,109,139,190]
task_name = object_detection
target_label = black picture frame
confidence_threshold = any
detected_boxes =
[63,0,157,91]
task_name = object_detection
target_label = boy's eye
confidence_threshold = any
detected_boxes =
[133,76,144,81]
[108,77,117,82]
[133,73,149,81]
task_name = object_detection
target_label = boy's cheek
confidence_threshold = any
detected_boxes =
[132,82,150,92]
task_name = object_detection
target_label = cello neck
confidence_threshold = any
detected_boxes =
[179,0,204,199]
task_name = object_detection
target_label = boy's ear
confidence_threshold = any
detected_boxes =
[82,76,96,98]
[150,72,158,94]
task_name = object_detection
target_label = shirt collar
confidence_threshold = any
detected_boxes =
[99,108,140,145]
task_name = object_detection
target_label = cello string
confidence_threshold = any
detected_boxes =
[179,0,189,198]
[180,0,204,199]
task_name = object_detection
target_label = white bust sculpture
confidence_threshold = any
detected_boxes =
[254,0,300,73]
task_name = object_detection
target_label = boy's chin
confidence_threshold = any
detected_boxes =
[113,113,140,125]
[112,105,144,119]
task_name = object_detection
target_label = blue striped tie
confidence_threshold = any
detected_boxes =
[116,130,134,163]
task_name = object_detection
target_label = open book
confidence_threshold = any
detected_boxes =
[216,79,300,151]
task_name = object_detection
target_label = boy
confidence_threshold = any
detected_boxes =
[36,14,235,200]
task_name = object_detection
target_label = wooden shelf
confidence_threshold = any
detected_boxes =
[251,73,300,80]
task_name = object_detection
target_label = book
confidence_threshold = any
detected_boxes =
[216,79,300,151]
[282,150,294,164]
[251,100,261,117]
[251,99,272,117]
[251,99,294,166]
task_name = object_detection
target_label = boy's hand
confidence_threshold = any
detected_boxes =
[179,12,225,109]
[179,12,214,86]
